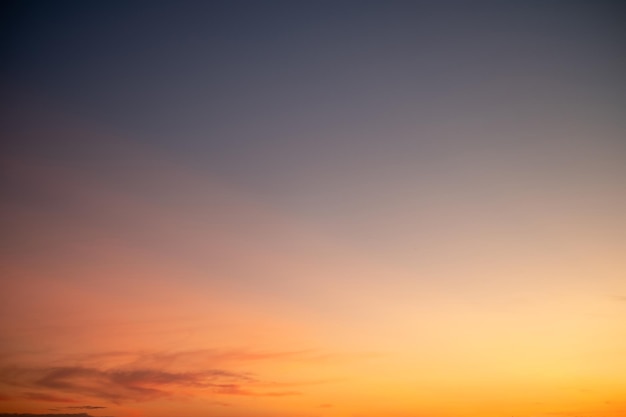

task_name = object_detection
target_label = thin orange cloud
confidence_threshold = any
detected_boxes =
[21,392,79,404]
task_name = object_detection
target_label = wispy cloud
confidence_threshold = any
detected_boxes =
[2,365,270,403]
[77,348,318,370]
[64,407,106,410]
[43,407,106,412]
[0,349,308,404]
[22,392,79,403]
[0,414,99,417]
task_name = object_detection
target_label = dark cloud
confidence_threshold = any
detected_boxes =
[65,407,105,410]
[0,414,96,417]
[0,360,299,404]
[48,405,107,411]
[2,365,251,403]
[0,349,313,404]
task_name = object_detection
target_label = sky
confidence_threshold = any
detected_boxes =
[1,1,625,417]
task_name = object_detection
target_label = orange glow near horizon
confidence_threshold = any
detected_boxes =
[2,112,625,416]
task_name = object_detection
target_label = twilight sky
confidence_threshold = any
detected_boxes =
[1,1,625,417]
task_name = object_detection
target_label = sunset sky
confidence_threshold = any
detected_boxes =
[1,1,625,417]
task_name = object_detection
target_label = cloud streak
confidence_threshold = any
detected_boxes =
[0,349,306,404]
[22,392,79,403]
[64,407,105,410]
[0,414,99,417]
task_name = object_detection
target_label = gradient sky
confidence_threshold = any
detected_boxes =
[1,1,625,417]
